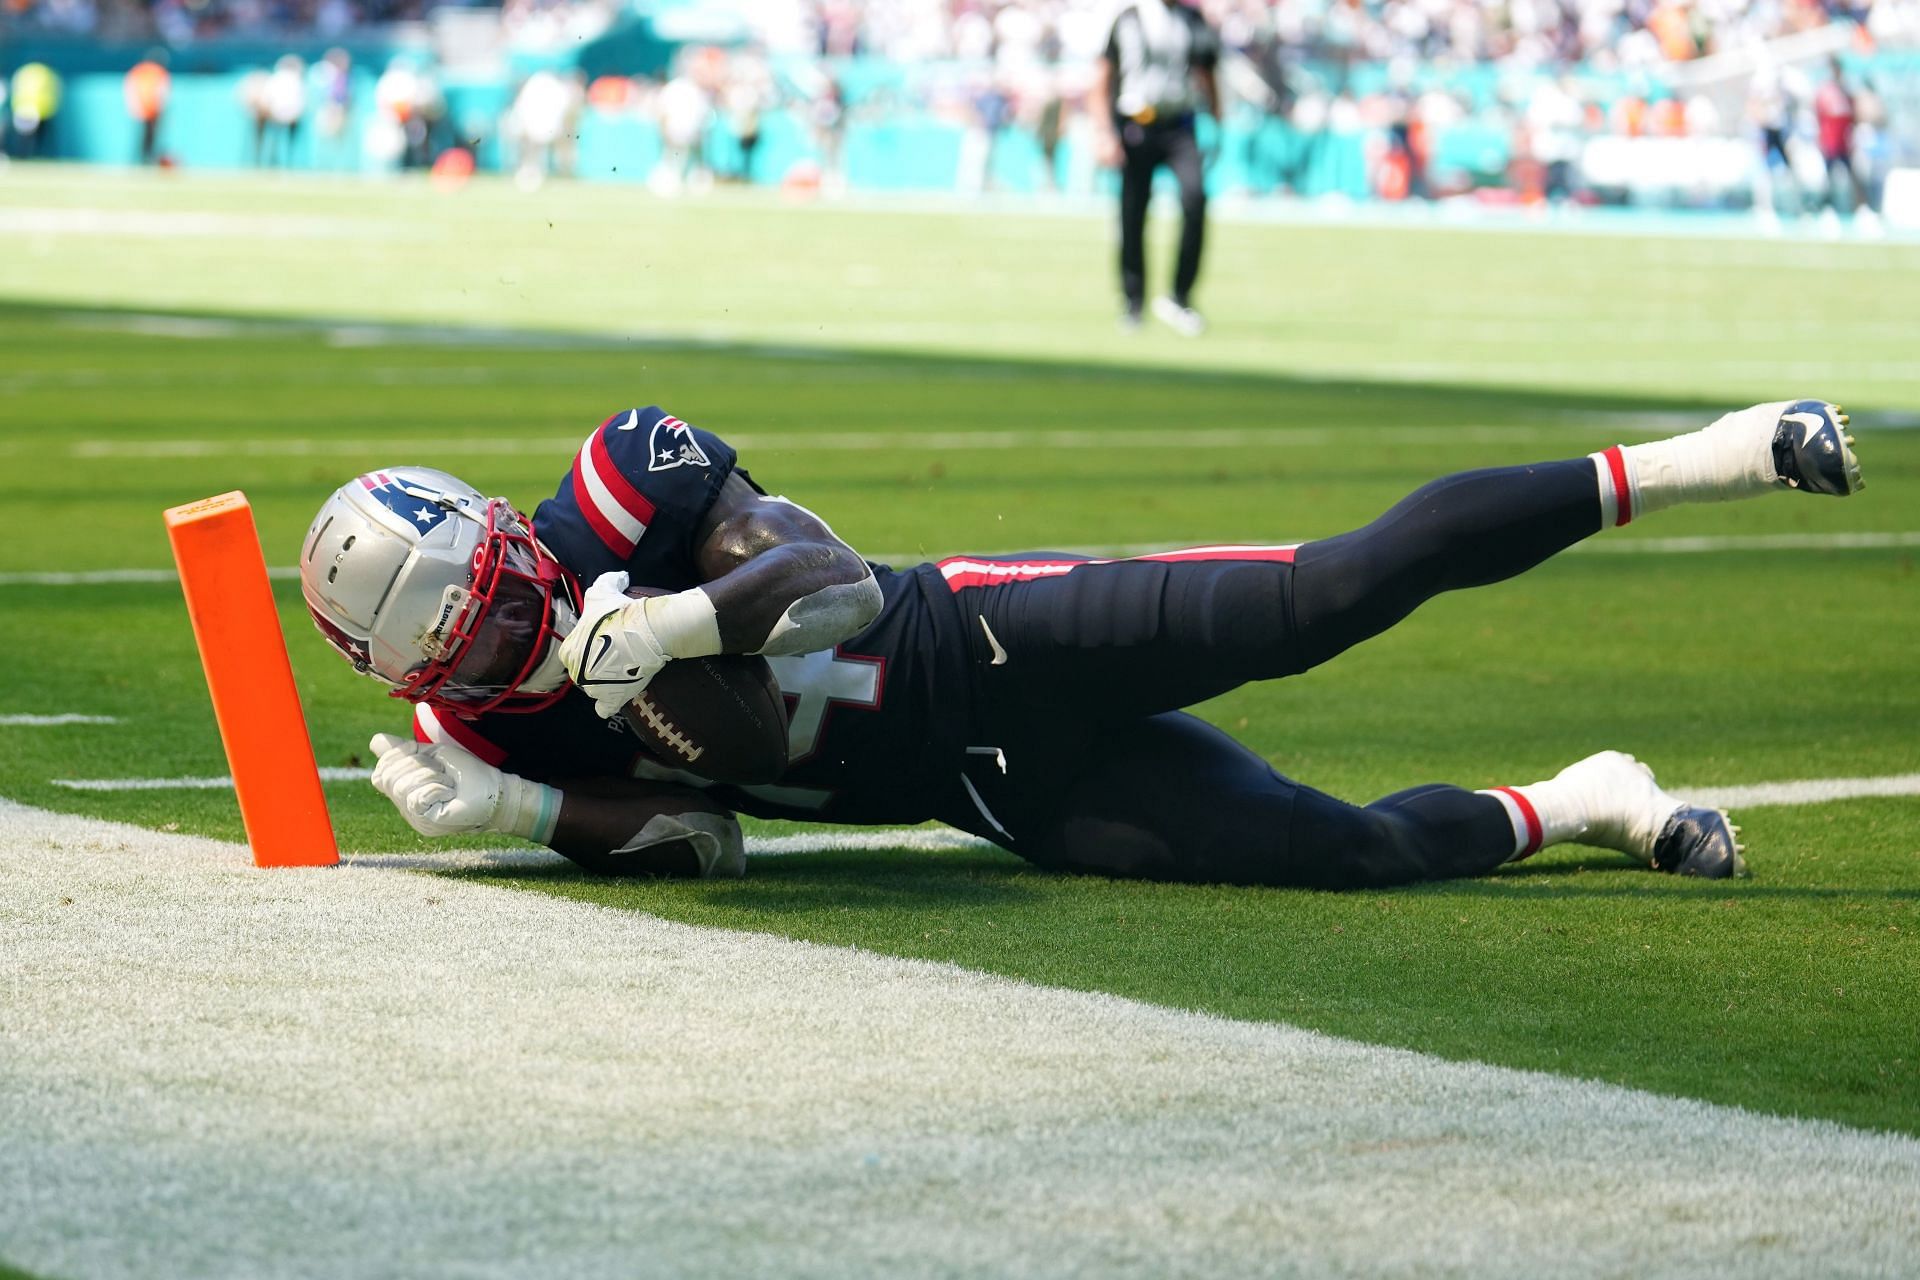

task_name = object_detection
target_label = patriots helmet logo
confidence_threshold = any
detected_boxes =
[647,415,711,473]
[361,473,451,533]
[306,602,374,673]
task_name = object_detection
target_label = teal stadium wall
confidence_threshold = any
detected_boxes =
[29,39,1904,198]
[16,69,1376,197]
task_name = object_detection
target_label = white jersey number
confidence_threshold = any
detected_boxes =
[769,646,884,763]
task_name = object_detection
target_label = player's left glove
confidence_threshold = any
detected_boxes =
[368,732,559,841]
[557,570,671,719]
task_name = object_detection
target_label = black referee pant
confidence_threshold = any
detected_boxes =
[1117,114,1207,312]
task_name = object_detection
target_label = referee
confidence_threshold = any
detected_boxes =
[1093,0,1221,337]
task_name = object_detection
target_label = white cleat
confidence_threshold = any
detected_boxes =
[1150,295,1207,338]
[1771,400,1863,496]
[1703,400,1864,498]
[1549,751,1748,879]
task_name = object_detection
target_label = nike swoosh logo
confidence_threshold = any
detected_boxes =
[979,616,1009,666]
[1784,411,1826,448]
[589,631,613,673]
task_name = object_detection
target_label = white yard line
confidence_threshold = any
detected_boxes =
[0,714,119,726]
[4,530,1917,590]
[1574,531,1920,554]
[0,209,402,240]
[60,423,1644,459]
[1,798,1915,1280]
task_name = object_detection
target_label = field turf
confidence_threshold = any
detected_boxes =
[1,167,1916,1153]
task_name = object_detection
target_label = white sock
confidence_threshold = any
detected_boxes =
[1480,752,1683,863]
[1589,401,1789,525]
[1477,784,1581,862]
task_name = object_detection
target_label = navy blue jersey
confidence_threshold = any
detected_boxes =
[531,406,736,593]
[412,407,975,825]
[407,406,1308,838]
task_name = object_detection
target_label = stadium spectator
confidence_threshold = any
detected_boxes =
[653,62,715,195]
[1526,74,1586,204]
[1093,0,1222,338]
[303,399,1864,886]
[506,68,585,190]
[265,54,309,166]
[958,73,1016,193]
[1813,56,1871,227]
[123,52,170,165]
[372,55,444,170]
[1748,59,1810,225]
[720,51,773,183]
[6,62,62,161]
[238,68,273,165]
[807,72,848,195]
[311,48,355,171]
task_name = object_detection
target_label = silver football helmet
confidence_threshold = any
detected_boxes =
[300,467,577,715]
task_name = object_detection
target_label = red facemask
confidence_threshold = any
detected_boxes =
[393,500,578,716]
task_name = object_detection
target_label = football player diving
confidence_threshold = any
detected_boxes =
[302,401,1863,885]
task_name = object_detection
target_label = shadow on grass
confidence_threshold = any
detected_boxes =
[448,842,1920,909]
[0,298,1756,428]
[1421,856,1920,901]
[452,849,1049,911]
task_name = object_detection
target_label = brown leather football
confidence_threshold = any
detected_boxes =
[618,589,790,785]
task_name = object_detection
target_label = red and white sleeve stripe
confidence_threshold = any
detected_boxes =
[570,415,658,558]
[936,544,1298,591]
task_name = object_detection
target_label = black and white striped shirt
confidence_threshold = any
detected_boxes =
[1103,0,1221,123]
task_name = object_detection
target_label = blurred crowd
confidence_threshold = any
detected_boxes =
[7,0,1915,67]
[4,0,1915,223]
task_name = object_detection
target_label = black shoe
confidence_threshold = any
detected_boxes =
[1652,806,1748,879]
[1771,400,1863,496]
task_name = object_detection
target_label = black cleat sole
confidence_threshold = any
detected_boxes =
[1653,806,1749,879]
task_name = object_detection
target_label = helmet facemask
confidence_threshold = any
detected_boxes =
[394,500,577,715]
[303,470,584,718]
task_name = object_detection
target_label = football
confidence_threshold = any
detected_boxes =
[618,589,790,785]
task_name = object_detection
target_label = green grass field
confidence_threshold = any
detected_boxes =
[2,165,1916,1167]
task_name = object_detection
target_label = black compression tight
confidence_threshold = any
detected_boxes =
[1287,460,1601,673]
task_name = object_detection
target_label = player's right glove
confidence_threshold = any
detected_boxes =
[557,570,672,720]
[368,732,559,842]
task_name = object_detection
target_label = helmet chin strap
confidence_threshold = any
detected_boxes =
[516,595,578,696]
[519,641,571,696]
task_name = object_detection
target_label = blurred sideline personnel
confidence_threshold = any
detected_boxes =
[7,63,62,160]
[1092,0,1221,338]
[303,401,1863,886]
[124,53,170,166]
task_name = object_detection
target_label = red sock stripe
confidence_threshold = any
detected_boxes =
[1494,786,1544,858]
[1603,446,1633,527]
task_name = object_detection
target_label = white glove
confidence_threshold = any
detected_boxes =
[368,732,559,842]
[556,570,671,720]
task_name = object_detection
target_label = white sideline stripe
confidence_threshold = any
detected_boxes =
[0,568,298,585]
[6,530,1919,588]
[50,767,369,791]
[41,774,1920,870]
[347,828,992,873]
[2,798,1917,1280]
[1679,773,1920,810]
[0,714,119,726]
